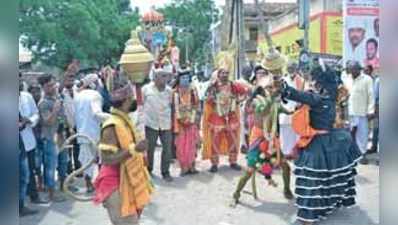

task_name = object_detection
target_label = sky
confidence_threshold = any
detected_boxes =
[130,0,296,13]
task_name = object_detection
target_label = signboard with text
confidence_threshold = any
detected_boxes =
[343,0,379,68]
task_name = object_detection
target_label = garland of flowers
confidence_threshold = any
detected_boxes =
[175,87,196,124]
[215,82,237,117]
[253,94,281,154]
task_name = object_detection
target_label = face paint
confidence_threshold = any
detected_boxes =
[179,75,190,87]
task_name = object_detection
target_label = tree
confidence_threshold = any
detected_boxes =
[19,0,140,70]
[158,0,219,66]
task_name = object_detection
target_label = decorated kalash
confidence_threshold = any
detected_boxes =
[119,27,154,91]
[231,49,295,207]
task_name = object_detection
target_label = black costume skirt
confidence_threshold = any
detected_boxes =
[294,129,362,222]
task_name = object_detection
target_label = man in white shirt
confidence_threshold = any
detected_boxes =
[19,81,47,205]
[74,73,110,192]
[142,68,174,182]
[61,74,82,175]
[279,61,304,157]
[346,61,375,164]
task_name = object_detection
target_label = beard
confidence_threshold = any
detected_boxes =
[129,99,137,112]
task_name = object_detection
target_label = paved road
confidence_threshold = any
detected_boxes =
[20,152,379,225]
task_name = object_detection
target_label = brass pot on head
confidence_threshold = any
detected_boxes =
[119,28,154,83]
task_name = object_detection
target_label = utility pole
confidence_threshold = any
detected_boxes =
[236,0,245,80]
[298,0,310,51]
[298,0,311,69]
[185,34,189,65]
[255,0,274,51]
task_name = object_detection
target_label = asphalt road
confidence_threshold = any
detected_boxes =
[20,152,379,225]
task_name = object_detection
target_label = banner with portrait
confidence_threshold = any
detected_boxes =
[343,0,379,69]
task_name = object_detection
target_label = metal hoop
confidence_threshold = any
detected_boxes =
[60,133,98,202]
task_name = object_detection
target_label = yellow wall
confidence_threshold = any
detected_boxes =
[258,13,343,60]
[259,19,321,60]
[326,16,343,55]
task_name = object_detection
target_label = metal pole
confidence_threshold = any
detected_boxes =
[236,0,243,80]
[255,0,274,51]
[239,0,246,80]
[299,0,310,52]
[304,23,309,52]
[185,34,188,64]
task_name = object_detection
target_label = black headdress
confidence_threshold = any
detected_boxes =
[310,63,339,98]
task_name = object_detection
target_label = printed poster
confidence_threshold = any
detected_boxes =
[343,0,379,68]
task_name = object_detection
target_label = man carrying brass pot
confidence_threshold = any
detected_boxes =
[93,74,153,225]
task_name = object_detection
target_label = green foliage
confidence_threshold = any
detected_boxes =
[158,0,219,66]
[19,0,140,69]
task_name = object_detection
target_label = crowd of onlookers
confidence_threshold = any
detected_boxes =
[19,66,115,216]
[18,58,379,217]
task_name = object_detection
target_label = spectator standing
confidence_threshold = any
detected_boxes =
[19,77,39,216]
[28,84,44,191]
[345,61,375,164]
[37,74,66,202]
[74,74,110,192]
[19,80,47,204]
[61,74,81,174]
[142,68,174,182]
[279,61,304,157]
[368,66,380,154]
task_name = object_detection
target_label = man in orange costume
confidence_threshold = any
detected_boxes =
[93,75,153,225]
[202,64,249,173]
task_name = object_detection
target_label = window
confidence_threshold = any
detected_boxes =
[249,27,258,41]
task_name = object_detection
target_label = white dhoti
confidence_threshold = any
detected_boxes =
[279,124,299,156]
[240,103,248,148]
[350,116,369,154]
[78,143,96,177]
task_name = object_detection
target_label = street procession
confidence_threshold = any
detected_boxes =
[18,0,379,225]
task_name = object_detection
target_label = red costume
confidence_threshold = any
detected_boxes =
[202,80,248,166]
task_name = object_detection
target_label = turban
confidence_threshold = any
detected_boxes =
[153,67,172,78]
[81,73,99,89]
[110,74,135,104]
